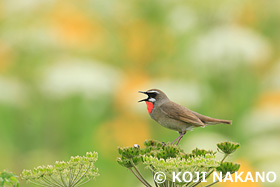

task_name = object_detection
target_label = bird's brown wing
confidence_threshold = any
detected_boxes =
[159,102,205,127]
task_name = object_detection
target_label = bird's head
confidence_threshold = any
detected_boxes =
[138,89,169,105]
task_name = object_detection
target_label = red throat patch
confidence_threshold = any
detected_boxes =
[145,101,154,114]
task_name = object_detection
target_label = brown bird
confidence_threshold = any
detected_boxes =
[139,89,232,145]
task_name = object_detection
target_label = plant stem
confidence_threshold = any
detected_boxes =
[68,168,73,186]
[190,153,229,187]
[189,169,213,187]
[71,163,91,187]
[130,159,152,187]
[204,180,219,187]
[185,181,192,187]
[48,176,64,187]
[129,168,150,187]
[42,177,61,187]
[151,171,159,187]
[220,154,229,164]
[75,178,90,187]
[71,165,82,185]
[29,179,52,187]
[59,172,67,186]
[205,175,227,187]
[168,180,173,187]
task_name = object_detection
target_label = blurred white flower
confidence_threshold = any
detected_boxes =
[2,27,56,52]
[40,59,122,99]
[240,90,280,180]
[147,79,211,108]
[244,135,280,185]
[0,76,27,106]
[168,6,197,34]
[257,161,280,185]
[191,25,271,68]
[263,61,280,90]
[241,105,280,135]
[2,0,54,13]
[88,0,118,19]
[244,135,280,163]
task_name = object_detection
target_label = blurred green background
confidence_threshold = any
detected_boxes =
[0,0,280,186]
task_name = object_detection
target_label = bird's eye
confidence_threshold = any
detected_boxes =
[148,93,157,98]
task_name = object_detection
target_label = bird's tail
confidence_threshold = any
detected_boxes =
[204,118,232,126]
[192,111,232,125]
[213,119,232,125]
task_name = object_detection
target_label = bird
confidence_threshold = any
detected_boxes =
[138,89,232,145]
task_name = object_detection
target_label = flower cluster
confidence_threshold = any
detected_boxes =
[117,140,185,168]
[0,170,19,187]
[216,162,240,175]
[117,140,241,187]
[117,145,142,168]
[21,152,99,187]
[217,141,240,155]
[143,154,219,183]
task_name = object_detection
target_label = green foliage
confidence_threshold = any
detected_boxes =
[117,156,142,168]
[21,152,99,187]
[117,140,240,187]
[216,162,240,175]
[0,170,19,187]
[143,154,219,184]
[192,148,215,157]
[118,145,141,159]
[217,141,240,155]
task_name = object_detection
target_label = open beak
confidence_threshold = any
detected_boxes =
[138,91,149,102]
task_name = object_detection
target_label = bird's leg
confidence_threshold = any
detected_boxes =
[176,135,183,145]
[171,134,181,145]
[171,131,186,145]
[176,131,186,145]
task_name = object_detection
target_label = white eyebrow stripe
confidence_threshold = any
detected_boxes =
[147,90,159,94]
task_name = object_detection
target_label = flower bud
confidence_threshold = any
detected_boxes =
[216,162,240,174]
[217,141,240,155]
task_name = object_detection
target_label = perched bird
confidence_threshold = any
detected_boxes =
[139,89,232,145]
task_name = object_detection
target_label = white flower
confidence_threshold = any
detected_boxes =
[240,96,280,176]
[263,61,280,90]
[191,25,271,68]
[39,59,122,99]
[2,0,55,13]
[241,106,280,136]
[167,6,197,34]
[244,136,280,163]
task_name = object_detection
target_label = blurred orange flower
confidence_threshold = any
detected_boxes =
[94,115,151,158]
[114,71,150,111]
[0,44,13,71]
[257,91,280,114]
[49,2,104,48]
